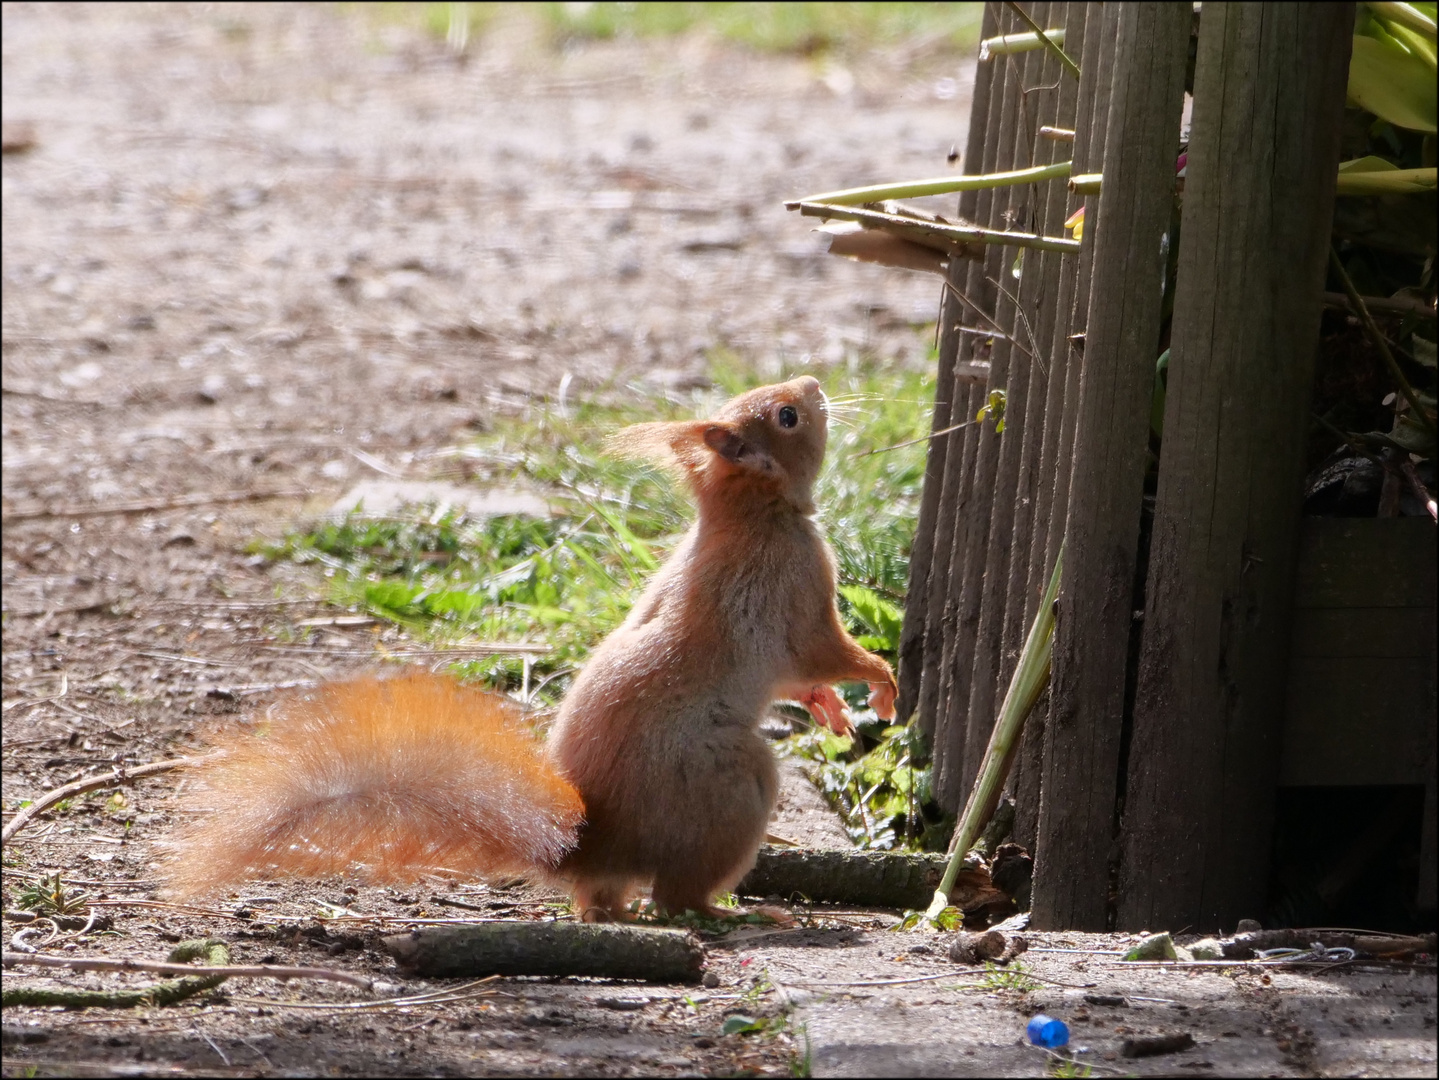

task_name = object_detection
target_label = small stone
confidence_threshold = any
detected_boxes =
[1189,938,1224,960]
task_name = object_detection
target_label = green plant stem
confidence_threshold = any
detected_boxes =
[926,543,1064,920]
[787,160,1072,208]
[980,28,1067,58]
[1003,1,1081,80]
[794,201,1081,254]
[1330,247,1437,439]
[1071,167,1438,197]
[1367,1,1438,38]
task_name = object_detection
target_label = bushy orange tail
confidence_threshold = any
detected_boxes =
[163,672,584,898]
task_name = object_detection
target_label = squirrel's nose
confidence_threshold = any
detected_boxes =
[791,375,822,396]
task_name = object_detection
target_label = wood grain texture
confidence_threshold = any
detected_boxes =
[1117,2,1355,933]
[1008,1,1097,854]
[909,0,1003,744]
[947,2,1056,802]
[1032,1,1192,931]
[383,922,705,983]
[897,1,1000,730]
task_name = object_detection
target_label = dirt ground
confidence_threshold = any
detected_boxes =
[3,3,1435,1077]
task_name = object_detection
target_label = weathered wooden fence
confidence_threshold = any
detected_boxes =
[895,2,1434,933]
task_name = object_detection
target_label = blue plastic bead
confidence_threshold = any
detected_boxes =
[1026,1014,1070,1049]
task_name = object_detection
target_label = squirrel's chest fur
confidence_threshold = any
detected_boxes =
[546,507,829,806]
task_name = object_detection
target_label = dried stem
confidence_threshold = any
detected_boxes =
[786,160,1072,209]
[2,756,212,845]
[1330,247,1436,440]
[1003,0,1081,80]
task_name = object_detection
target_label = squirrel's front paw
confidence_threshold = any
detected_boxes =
[796,685,854,737]
[868,679,897,722]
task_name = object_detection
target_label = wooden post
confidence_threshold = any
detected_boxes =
[924,2,1045,808]
[896,1,1001,729]
[1010,2,1114,853]
[961,2,1072,813]
[908,2,1007,745]
[1117,3,1355,932]
[1031,2,1191,931]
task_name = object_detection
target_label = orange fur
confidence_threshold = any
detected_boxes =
[548,376,897,917]
[163,377,897,919]
[164,672,582,898]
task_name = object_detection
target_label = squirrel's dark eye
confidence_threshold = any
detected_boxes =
[777,405,799,429]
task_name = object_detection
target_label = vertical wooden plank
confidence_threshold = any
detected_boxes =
[1009,0,1100,852]
[897,0,1001,729]
[1118,3,1356,933]
[961,3,1071,802]
[913,0,1009,747]
[1031,1,1191,931]
[936,2,1055,806]
[1044,5,1114,589]
[1000,5,1085,679]
[925,0,1030,807]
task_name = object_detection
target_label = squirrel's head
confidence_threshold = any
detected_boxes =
[611,375,828,514]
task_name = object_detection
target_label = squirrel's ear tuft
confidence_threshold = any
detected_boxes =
[608,421,684,461]
[608,420,711,468]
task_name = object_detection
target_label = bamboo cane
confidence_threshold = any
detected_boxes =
[925,543,1064,920]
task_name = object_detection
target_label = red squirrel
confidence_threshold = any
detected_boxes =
[164,376,897,919]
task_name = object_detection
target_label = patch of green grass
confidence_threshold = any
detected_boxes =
[539,2,984,56]
[260,362,934,704]
[784,721,933,850]
[980,960,1038,993]
[15,873,91,917]
[345,2,984,58]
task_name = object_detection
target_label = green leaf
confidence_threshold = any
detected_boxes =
[722,1014,762,1036]
[1338,155,1402,172]
[837,584,903,651]
[1349,32,1438,132]
[1150,349,1170,440]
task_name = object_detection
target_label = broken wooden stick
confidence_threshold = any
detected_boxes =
[739,846,945,909]
[2,949,379,991]
[2,756,212,845]
[1222,929,1438,960]
[383,922,705,983]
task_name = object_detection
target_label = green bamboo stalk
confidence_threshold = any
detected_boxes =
[1004,1,1081,80]
[1068,167,1437,197]
[979,27,1067,60]
[1330,247,1438,439]
[786,160,1073,209]
[794,201,1081,254]
[925,543,1065,920]
[1336,166,1437,195]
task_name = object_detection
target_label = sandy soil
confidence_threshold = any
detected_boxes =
[3,3,1434,1077]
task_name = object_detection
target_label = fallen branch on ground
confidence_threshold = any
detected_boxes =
[1222,929,1438,960]
[2,948,381,990]
[2,756,211,845]
[383,921,705,983]
[2,939,231,1008]
[737,846,1010,914]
